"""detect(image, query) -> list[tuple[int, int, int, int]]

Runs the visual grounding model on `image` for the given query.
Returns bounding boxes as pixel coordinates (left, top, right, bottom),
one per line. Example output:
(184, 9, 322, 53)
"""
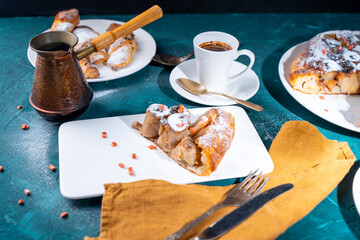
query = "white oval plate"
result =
(353, 167, 360, 215)
(27, 19, 156, 83)
(169, 59, 260, 106)
(278, 42, 360, 133)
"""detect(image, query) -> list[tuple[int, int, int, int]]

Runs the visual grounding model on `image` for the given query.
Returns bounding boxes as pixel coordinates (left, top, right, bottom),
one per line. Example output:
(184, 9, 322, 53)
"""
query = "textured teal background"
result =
(0, 13, 359, 239)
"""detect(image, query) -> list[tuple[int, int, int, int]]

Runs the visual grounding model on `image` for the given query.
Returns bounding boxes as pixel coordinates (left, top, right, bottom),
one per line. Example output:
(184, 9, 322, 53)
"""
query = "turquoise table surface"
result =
(0, 13, 360, 239)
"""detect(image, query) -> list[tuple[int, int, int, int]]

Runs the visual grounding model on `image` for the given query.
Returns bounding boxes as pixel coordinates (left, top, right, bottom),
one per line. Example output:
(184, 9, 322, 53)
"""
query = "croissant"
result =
(51, 9, 80, 32)
(106, 23, 137, 70)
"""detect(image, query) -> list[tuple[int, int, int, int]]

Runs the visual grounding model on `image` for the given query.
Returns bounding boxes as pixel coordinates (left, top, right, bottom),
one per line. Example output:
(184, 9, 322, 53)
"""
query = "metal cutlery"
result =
(196, 183, 294, 240)
(165, 169, 269, 240)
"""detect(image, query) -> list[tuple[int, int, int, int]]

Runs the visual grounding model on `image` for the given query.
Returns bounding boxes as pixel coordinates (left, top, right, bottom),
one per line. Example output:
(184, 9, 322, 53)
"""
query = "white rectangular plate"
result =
(59, 106, 274, 199)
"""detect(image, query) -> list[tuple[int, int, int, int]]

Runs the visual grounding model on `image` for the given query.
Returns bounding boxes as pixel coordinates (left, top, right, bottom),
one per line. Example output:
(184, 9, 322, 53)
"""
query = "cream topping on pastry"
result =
(167, 113, 189, 132)
(147, 104, 170, 118)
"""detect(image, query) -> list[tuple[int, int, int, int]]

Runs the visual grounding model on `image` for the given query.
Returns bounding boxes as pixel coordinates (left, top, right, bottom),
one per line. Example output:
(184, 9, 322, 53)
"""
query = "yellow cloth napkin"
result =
(85, 121, 356, 240)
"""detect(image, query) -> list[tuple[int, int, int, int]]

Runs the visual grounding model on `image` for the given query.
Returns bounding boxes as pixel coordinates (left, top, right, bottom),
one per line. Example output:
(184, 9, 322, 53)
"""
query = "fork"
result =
(165, 169, 269, 240)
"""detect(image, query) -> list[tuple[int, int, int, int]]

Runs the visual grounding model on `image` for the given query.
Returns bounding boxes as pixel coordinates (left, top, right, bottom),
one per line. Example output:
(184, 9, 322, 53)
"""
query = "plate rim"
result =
(278, 41, 360, 133)
(27, 18, 156, 83)
(169, 58, 260, 106)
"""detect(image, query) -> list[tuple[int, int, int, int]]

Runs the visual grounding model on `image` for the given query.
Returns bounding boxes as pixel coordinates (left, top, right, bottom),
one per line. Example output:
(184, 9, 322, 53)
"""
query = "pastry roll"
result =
(141, 104, 170, 138)
(133, 105, 235, 176)
(73, 26, 107, 65)
(79, 59, 100, 79)
(51, 9, 80, 32)
(157, 111, 191, 153)
(106, 23, 137, 70)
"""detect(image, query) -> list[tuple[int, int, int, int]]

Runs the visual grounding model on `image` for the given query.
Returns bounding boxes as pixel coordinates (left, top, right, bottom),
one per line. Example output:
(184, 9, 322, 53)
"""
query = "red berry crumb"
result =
(322, 49, 326, 55)
(102, 132, 107, 135)
(148, 145, 157, 150)
(319, 96, 325, 100)
(348, 45, 354, 50)
(338, 46, 343, 50)
(119, 163, 124, 168)
(21, 124, 29, 130)
(17, 105, 22, 110)
(111, 142, 117, 147)
(324, 109, 328, 112)
(49, 164, 56, 172)
(24, 189, 30, 196)
(102, 135, 107, 138)
(61, 212, 68, 218)
(128, 167, 134, 176)
(0, 166, 3, 172)
(132, 153, 137, 159)
(18, 199, 24, 205)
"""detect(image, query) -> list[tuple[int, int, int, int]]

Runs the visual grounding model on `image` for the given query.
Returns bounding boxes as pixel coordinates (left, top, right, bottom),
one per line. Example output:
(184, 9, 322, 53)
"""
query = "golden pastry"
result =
(290, 30, 360, 94)
(79, 58, 100, 79)
(133, 104, 235, 176)
(106, 23, 137, 70)
(73, 26, 107, 65)
(51, 9, 80, 32)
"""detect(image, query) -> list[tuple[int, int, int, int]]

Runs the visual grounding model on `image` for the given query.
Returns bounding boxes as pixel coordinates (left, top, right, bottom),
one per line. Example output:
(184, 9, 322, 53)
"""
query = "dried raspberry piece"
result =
(119, 163, 124, 168)
(0, 166, 3, 172)
(49, 164, 56, 172)
(132, 153, 137, 159)
(21, 124, 29, 130)
(17, 105, 22, 110)
(24, 189, 30, 196)
(128, 167, 134, 176)
(60, 212, 68, 218)
(148, 145, 157, 150)
(18, 199, 24, 205)
(178, 104, 184, 113)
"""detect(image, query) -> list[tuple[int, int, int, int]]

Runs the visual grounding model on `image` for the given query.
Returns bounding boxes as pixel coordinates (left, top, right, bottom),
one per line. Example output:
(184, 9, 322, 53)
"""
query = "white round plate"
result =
(27, 19, 156, 83)
(353, 167, 360, 215)
(278, 42, 360, 133)
(169, 59, 260, 106)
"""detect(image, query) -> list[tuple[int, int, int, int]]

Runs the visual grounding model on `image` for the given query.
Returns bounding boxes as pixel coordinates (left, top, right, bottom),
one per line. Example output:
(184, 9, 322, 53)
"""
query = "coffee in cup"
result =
(193, 31, 255, 92)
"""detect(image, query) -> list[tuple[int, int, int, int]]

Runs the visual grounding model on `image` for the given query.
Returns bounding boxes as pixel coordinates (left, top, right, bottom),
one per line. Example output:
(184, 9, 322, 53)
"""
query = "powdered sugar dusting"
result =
(52, 22, 73, 31)
(107, 45, 132, 69)
(73, 26, 99, 50)
(197, 108, 234, 150)
(305, 30, 360, 73)
(58, 9, 79, 22)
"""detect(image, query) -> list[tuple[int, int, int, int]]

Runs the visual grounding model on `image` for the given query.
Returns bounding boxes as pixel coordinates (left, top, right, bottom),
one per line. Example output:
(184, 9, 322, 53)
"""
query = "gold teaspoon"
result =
(177, 78, 263, 112)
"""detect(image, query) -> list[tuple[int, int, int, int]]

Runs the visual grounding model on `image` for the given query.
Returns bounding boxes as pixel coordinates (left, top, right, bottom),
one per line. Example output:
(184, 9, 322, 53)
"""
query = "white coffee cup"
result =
(193, 31, 255, 92)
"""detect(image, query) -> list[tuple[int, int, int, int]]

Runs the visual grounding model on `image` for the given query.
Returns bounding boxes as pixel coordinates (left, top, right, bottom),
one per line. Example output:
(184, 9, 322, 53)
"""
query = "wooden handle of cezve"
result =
(76, 5, 163, 60)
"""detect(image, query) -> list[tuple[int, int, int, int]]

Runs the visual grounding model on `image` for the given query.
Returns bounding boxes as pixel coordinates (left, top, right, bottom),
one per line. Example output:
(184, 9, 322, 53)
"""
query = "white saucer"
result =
(169, 59, 260, 106)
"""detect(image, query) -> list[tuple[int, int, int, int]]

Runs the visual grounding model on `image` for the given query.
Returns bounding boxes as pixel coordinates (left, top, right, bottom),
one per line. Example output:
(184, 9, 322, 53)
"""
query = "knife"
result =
(195, 183, 294, 240)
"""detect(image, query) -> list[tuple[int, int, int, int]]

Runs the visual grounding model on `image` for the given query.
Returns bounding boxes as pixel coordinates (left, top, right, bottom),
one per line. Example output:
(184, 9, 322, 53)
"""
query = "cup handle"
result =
(228, 49, 255, 84)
